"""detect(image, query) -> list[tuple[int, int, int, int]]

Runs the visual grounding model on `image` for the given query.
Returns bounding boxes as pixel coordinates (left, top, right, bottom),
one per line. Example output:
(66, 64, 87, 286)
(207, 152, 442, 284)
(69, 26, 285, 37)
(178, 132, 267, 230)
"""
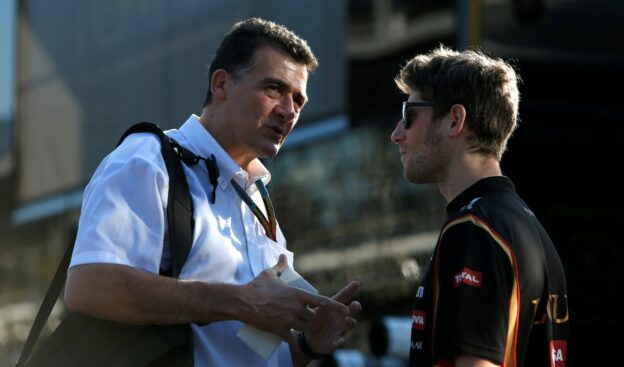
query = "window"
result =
(0, 0, 16, 175)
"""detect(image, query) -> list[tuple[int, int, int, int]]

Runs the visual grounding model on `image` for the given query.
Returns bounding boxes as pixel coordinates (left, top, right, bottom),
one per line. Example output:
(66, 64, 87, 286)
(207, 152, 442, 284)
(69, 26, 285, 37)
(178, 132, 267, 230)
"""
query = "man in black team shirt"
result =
(390, 46, 569, 367)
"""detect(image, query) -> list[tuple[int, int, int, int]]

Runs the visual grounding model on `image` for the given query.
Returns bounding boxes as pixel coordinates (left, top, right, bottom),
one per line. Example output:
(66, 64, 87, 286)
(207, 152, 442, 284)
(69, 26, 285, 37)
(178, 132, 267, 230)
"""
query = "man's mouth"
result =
(267, 125, 285, 141)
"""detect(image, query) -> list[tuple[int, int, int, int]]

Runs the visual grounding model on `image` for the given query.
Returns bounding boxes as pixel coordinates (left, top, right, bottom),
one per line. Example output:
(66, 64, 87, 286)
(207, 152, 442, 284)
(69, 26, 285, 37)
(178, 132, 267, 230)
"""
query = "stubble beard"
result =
(404, 123, 448, 184)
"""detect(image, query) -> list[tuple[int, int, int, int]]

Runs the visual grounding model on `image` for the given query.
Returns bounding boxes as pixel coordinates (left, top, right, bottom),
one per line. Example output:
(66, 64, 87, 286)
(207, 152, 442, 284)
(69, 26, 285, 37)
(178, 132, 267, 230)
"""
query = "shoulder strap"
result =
(16, 122, 194, 367)
(15, 233, 76, 367)
(117, 121, 194, 277)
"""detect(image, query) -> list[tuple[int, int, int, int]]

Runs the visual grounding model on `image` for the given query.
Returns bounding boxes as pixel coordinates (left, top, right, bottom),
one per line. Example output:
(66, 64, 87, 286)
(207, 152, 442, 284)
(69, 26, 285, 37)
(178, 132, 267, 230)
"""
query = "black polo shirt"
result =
(409, 176, 569, 367)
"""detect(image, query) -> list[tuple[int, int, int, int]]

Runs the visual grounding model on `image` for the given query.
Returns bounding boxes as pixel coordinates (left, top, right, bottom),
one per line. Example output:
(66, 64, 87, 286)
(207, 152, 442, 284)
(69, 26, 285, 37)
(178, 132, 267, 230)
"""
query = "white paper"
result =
(237, 266, 318, 359)
(280, 266, 317, 293)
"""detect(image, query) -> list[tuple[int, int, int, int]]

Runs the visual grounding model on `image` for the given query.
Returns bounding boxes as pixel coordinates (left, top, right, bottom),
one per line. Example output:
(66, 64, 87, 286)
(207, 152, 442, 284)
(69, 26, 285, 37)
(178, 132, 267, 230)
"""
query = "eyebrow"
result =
(263, 77, 308, 106)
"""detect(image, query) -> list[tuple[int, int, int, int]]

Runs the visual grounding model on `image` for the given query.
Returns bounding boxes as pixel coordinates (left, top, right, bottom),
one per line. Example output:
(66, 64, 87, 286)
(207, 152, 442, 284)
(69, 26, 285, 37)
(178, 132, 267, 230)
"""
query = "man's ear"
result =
(448, 104, 467, 138)
(210, 69, 229, 101)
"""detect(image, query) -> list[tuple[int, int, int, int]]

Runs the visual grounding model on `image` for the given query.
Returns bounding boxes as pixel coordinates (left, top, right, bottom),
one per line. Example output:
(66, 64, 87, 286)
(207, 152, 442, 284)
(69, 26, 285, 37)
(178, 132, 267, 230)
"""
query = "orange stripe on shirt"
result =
(433, 214, 520, 367)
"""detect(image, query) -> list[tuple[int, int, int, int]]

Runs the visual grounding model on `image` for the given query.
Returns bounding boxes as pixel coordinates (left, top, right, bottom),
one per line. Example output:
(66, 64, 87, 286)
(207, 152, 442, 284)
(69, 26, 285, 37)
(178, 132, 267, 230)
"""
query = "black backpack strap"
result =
(16, 122, 195, 367)
(117, 122, 194, 277)
(168, 140, 220, 205)
(16, 233, 76, 367)
(121, 122, 220, 205)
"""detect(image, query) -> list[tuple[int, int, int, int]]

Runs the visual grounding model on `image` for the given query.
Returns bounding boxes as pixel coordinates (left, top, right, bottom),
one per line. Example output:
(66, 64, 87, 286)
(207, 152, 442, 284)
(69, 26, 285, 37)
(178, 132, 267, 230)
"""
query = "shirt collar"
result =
(446, 176, 516, 215)
(178, 115, 271, 192)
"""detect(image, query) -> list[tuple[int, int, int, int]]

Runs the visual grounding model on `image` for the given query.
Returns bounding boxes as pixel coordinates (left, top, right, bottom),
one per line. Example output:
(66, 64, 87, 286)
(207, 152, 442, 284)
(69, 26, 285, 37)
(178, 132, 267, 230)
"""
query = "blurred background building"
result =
(1, 0, 622, 366)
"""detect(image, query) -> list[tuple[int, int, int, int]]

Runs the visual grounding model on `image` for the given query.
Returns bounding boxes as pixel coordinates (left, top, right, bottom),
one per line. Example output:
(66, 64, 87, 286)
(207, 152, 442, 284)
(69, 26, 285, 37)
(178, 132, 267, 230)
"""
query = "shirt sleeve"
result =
(70, 133, 169, 274)
(432, 215, 515, 364)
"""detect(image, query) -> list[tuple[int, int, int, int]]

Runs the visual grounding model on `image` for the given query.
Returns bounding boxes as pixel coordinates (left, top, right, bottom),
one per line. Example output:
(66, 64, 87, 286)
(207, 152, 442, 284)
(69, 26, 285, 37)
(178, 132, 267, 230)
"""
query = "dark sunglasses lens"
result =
(402, 105, 412, 128)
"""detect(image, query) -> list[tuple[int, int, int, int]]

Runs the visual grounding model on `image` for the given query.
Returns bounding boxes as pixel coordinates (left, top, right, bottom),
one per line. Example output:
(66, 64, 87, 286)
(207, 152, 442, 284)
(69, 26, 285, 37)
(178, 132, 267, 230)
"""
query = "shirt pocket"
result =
(251, 233, 293, 276)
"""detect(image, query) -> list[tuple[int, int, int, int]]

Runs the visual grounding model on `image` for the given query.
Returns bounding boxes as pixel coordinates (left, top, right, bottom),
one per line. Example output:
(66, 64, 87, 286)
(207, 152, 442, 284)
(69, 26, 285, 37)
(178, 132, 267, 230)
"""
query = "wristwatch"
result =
(297, 332, 326, 360)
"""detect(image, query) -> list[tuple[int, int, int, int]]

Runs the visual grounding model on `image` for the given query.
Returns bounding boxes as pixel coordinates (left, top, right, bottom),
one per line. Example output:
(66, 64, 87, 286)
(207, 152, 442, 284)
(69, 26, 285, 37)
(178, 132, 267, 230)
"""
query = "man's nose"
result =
(391, 120, 404, 143)
(275, 97, 297, 123)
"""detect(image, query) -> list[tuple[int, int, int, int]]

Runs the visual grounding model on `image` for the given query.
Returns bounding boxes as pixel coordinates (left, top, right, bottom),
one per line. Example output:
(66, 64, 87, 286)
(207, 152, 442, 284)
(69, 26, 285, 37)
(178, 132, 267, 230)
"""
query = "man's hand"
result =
(240, 255, 350, 339)
(302, 281, 362, 354)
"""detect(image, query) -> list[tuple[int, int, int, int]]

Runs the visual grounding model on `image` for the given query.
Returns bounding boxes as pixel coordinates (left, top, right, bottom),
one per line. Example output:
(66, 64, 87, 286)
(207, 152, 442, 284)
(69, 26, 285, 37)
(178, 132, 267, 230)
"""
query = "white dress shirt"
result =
(71, 115, 294, 366)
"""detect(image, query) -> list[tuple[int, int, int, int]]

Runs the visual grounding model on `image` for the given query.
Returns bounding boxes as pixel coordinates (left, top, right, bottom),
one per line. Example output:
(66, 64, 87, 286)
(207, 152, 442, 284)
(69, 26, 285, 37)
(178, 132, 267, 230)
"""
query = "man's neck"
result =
(438, 153, 502, 203)
(198, 109, 254, 171)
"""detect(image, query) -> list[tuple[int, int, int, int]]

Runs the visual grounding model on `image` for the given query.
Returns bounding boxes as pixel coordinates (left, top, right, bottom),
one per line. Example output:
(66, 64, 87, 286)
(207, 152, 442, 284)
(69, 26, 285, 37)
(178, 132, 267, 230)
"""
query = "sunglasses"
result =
(402, 101, 433, 129)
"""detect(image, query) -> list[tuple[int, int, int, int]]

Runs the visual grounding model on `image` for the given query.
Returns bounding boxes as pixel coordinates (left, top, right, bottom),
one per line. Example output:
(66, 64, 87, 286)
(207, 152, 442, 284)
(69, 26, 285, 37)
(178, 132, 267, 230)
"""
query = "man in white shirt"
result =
(64, 18, 361, 367)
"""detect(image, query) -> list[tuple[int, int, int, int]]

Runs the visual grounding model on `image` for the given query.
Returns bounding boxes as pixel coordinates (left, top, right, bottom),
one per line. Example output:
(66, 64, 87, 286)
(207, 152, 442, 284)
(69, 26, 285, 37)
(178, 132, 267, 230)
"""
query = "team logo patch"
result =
(412, 310, 426, 330)
(550, 340, 567, 367)
(454, 267, 482, 288)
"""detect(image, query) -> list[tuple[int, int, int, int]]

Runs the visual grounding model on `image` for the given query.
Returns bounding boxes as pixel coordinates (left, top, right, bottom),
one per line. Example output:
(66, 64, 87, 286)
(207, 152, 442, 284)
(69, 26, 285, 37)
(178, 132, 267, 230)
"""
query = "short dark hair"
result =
(396, 45, 521, 160)
(203, 18, 318, 107)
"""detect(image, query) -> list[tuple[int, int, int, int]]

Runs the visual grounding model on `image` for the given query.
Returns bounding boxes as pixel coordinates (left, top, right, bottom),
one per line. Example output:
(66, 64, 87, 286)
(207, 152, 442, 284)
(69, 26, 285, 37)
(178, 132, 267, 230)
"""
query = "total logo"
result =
(550, 340, 567, 367)
(412, 310, 426, 330)
(453, 267, 482, 288)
